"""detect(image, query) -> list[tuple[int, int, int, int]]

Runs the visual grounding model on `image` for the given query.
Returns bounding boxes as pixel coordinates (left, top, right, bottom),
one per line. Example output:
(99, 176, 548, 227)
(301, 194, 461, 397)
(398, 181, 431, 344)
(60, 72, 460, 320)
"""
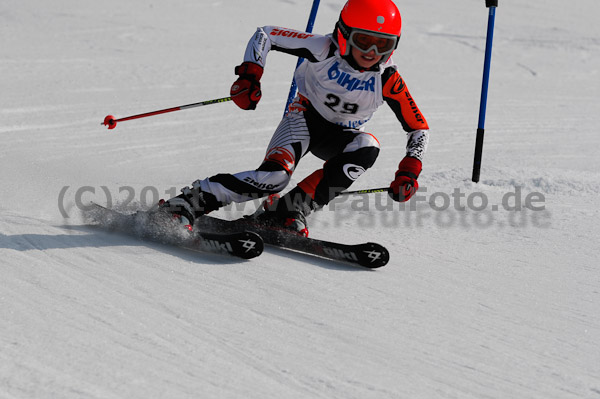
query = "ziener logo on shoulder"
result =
(270, 28, 314, 39)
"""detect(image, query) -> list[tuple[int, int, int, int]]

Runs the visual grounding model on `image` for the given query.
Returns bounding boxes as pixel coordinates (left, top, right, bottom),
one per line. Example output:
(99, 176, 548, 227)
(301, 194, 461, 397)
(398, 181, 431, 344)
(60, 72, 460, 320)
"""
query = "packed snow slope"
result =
(1, 1, 599, 398)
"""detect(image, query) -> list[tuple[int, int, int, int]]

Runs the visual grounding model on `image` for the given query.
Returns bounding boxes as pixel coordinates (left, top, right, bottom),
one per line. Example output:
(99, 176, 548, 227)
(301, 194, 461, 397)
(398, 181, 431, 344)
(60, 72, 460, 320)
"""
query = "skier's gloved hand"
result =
(389, 156, 422, 202)
(230, 62, 264, 110)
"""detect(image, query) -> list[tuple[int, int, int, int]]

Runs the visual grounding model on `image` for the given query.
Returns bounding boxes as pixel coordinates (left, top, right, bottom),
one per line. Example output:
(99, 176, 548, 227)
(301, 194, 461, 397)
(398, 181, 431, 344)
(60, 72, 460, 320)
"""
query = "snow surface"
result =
(2, 0, 600, 398)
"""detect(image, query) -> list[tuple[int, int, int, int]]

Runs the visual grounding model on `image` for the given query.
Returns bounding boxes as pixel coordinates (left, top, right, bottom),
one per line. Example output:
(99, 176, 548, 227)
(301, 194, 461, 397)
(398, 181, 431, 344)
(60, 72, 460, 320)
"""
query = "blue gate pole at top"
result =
(283, 0, 321, 116)
(472, 0, 498, 183)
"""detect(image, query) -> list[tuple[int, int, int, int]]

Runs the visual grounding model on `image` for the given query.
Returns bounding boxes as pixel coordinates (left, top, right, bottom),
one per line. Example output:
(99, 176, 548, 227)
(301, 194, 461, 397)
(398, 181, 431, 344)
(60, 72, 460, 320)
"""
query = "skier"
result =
(160, 0, 429, 237)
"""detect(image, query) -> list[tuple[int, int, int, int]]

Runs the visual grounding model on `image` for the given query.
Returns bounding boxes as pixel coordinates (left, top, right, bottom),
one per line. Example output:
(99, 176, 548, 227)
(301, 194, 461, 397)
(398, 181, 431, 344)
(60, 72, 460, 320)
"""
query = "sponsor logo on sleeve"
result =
(270, 28, 314, 39)
(405, 92, 426, 124)
(389, 75, 406, 95)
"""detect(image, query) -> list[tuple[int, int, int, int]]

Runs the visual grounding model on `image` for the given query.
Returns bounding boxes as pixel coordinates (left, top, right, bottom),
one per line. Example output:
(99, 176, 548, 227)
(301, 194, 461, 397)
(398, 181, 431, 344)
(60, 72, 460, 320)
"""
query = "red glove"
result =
(230, 62, 263, 110)
(389, 156, 422, 202)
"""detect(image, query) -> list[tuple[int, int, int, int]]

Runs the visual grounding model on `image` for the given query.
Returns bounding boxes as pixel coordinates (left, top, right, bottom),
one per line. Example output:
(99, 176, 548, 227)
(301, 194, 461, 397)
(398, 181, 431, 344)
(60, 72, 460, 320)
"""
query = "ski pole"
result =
(283, 0, 321, 116)
(338, 187, 391, 197)
(102, 96, 232, 129)
(472, 0, 498, 182)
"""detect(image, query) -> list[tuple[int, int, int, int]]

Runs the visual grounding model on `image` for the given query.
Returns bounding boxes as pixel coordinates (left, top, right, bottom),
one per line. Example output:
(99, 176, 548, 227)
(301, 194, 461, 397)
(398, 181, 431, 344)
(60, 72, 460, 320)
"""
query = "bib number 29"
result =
(324, 94, 359, 114)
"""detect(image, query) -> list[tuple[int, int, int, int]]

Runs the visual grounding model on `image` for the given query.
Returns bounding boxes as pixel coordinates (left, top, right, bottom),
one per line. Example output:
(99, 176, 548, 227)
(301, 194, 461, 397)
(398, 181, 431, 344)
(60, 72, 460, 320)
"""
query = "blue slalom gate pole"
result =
(283, 0, 321, 116)
(472, 0, 498, 183)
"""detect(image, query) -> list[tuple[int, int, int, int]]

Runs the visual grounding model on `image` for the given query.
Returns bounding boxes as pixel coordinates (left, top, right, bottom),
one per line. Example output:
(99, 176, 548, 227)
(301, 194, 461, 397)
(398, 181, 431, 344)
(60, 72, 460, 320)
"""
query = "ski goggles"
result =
(348, 30, 398, 56)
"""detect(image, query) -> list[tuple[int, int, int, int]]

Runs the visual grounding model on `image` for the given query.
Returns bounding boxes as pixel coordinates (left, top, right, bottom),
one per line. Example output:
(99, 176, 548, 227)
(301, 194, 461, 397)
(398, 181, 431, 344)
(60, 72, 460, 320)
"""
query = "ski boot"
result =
(157, 182, 221, 231)
(255, 189, 314, 237)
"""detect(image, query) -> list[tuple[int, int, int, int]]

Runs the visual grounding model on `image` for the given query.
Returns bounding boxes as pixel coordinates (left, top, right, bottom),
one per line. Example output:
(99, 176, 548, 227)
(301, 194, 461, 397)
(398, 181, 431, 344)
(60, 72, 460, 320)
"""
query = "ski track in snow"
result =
(1, 1, 600, 398)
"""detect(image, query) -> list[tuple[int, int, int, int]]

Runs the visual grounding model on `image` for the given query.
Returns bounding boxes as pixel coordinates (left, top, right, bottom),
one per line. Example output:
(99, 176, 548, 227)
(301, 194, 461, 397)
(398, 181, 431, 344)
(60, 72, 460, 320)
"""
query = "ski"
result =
(86, 204, 263, 260)
(196, 215, 389, 268)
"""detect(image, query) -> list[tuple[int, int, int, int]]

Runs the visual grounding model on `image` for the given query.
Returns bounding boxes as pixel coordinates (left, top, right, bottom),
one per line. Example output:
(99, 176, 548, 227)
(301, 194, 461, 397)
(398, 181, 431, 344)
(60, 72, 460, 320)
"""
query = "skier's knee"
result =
(343, 132, 381, 153)
(264, 169, 291, 188)
(263, 146, 297, 174)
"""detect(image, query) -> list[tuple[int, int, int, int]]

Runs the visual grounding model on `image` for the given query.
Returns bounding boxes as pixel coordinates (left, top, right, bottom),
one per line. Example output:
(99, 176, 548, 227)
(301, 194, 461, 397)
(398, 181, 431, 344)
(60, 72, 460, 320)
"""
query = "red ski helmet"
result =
(336, 0, 402, 62)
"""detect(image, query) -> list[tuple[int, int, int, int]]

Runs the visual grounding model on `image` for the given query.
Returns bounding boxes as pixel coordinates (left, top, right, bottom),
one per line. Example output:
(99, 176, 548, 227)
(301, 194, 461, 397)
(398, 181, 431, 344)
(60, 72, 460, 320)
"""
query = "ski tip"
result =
(216, 230, 264, 259)
(356, 242, 390, 268)
(237, 231, 264, 259)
